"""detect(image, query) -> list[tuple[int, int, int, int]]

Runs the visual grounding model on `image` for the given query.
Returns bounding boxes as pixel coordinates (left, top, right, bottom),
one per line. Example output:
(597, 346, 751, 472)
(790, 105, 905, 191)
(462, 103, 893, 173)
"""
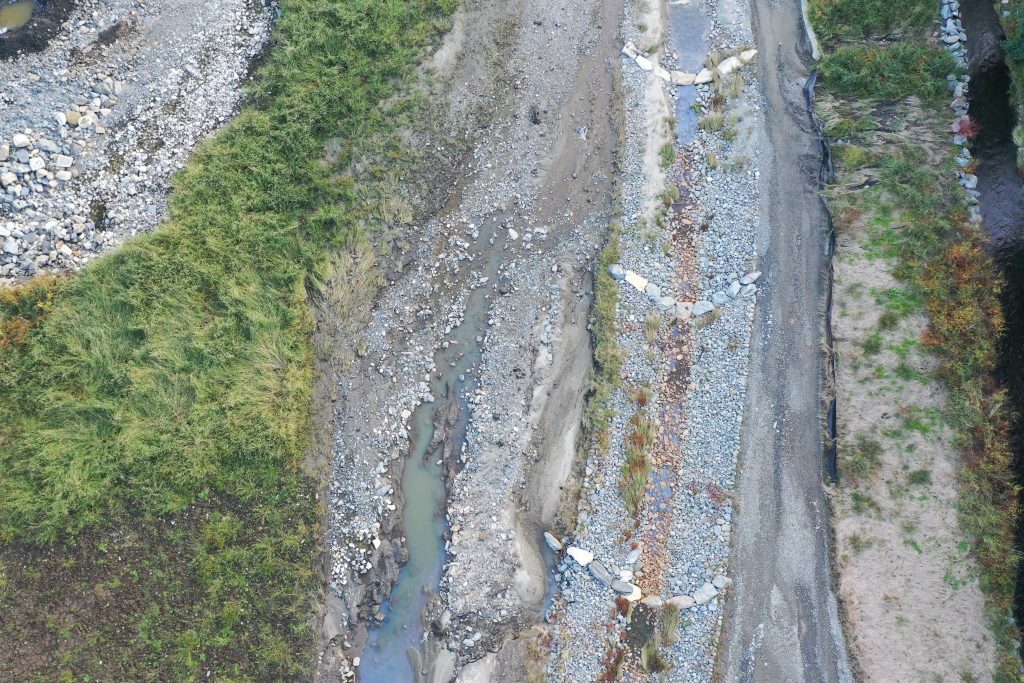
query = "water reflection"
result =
(0, 1, 34, 33)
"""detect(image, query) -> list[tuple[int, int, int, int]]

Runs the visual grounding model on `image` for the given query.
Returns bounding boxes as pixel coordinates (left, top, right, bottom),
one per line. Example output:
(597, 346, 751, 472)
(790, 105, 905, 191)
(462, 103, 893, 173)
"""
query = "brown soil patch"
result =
(0, 496, 318, 682)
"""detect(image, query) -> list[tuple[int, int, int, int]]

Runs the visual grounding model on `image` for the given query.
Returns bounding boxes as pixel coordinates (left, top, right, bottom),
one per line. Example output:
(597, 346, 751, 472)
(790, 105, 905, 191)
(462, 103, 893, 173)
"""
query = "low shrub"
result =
(809, 0, 934, 41)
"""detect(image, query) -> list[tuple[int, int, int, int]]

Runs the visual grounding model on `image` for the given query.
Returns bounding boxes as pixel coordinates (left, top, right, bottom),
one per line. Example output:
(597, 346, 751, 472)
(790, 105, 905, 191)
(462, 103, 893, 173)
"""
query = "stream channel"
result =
(360, 1, 711, 674)
(960, 0, 1024, 635)
(358, 216, 508, 681)
(668, 0, 711, 144)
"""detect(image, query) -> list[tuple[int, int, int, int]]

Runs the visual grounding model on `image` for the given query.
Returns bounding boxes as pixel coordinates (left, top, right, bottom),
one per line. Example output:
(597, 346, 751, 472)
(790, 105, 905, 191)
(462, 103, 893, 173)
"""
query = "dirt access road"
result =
(718, 0, 853, 681)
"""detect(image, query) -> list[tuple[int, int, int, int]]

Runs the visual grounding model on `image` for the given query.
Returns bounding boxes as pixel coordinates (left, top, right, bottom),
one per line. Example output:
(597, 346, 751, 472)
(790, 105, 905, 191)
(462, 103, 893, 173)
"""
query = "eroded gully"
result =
(318, 0, 623, 680)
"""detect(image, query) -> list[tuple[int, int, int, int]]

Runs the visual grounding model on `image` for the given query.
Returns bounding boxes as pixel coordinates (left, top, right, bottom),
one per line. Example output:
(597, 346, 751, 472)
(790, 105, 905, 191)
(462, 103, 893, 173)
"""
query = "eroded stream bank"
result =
(317, 0, 622, 680)
(960, 0, 1024, 637)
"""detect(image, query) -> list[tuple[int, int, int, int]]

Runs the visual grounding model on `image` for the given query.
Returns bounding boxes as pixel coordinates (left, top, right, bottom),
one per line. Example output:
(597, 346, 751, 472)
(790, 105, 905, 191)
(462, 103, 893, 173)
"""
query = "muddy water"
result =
(668, 0, 710, 143)
(358, 220, 507, 682)
(961, 0, 1024, 629)
(0, 1, 34, 31)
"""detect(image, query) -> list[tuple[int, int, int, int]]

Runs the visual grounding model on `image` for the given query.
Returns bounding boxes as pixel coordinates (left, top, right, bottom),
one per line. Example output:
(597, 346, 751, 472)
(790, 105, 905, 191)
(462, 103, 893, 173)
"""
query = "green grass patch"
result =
(909, 468, 932, 486)
(659, 142, 677, 169)
(851, 491, 881, 514)
(584, 220, 624, 447)
(809, 0, 935, 41)
(0, 0, 457, 678)
(845, 433, 883, 481)
(621, 410, 656, 516)
(819, 43, 957, 102)
(833, 143, 873, 169)
(824, 115, 877, 141)
(862, 331, 883, 355)
(873, 286, 923, 317)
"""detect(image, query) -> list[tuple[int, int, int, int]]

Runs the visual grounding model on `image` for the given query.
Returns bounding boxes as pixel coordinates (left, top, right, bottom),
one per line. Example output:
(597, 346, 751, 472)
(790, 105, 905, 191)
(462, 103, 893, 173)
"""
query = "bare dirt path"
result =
(717, 0, 852, 680)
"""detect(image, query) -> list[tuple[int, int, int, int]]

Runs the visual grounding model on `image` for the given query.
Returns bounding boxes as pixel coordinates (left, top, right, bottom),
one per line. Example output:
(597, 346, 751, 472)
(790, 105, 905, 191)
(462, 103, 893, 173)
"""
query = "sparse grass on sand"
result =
(812, 2, 1021, 676)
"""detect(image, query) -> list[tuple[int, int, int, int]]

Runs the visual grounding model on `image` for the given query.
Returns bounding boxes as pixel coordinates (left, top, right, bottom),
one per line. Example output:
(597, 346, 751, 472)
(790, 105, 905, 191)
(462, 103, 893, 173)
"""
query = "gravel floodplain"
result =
(0, 0, 271, 281)
(545, 0, 768, 678)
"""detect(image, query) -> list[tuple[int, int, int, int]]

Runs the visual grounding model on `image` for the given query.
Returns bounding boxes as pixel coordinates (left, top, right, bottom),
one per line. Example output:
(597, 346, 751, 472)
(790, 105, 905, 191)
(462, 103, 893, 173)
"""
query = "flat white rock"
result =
(624, 270, 649, 291)
(693, 68, 714, 84)
(693, 582, 718, 605)
(671, 70, 696, 86)
(566, 546, 594, 566)
(718, 55, 744, 76)
(667, 594, 696, 609)
(693, 300, 714, 317)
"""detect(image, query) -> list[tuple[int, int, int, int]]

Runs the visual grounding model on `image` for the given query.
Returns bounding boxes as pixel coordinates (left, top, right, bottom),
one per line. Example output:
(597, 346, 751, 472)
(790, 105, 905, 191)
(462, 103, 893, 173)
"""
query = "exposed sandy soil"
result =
(825, 96, 995, 682)
(832, 241, 995, 682)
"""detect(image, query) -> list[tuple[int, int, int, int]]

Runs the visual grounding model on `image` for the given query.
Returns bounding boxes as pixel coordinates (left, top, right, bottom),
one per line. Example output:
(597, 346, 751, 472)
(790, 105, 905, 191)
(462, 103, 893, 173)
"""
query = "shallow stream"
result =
(0, 1, 34, 32)
(358, 219, 507, 681)
(668, 0, 710, 143)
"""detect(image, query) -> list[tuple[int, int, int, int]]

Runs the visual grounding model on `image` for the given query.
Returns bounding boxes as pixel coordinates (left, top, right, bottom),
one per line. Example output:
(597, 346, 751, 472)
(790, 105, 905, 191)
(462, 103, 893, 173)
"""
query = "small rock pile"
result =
(608, 263, 760, 320)
(939, 0, 982, 219)
(547, 533, 734, 613)
(622, 40, 757, 87)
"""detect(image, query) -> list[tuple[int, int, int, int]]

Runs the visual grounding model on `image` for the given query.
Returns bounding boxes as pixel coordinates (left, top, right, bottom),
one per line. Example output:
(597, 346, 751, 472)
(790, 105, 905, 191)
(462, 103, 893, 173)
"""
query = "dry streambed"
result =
(0, 0, 271, 280)
(545, 0, 768, 678)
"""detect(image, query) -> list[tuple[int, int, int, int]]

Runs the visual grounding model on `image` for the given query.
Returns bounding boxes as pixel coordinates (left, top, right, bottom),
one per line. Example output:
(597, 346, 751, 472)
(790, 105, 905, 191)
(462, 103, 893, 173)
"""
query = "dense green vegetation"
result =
(0, 0, 456, 678)
(809, 0, 934, 41)
(818, 43, 956, 101)
(585, 219, 624, 447)
(811, 2, 1022, 680)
